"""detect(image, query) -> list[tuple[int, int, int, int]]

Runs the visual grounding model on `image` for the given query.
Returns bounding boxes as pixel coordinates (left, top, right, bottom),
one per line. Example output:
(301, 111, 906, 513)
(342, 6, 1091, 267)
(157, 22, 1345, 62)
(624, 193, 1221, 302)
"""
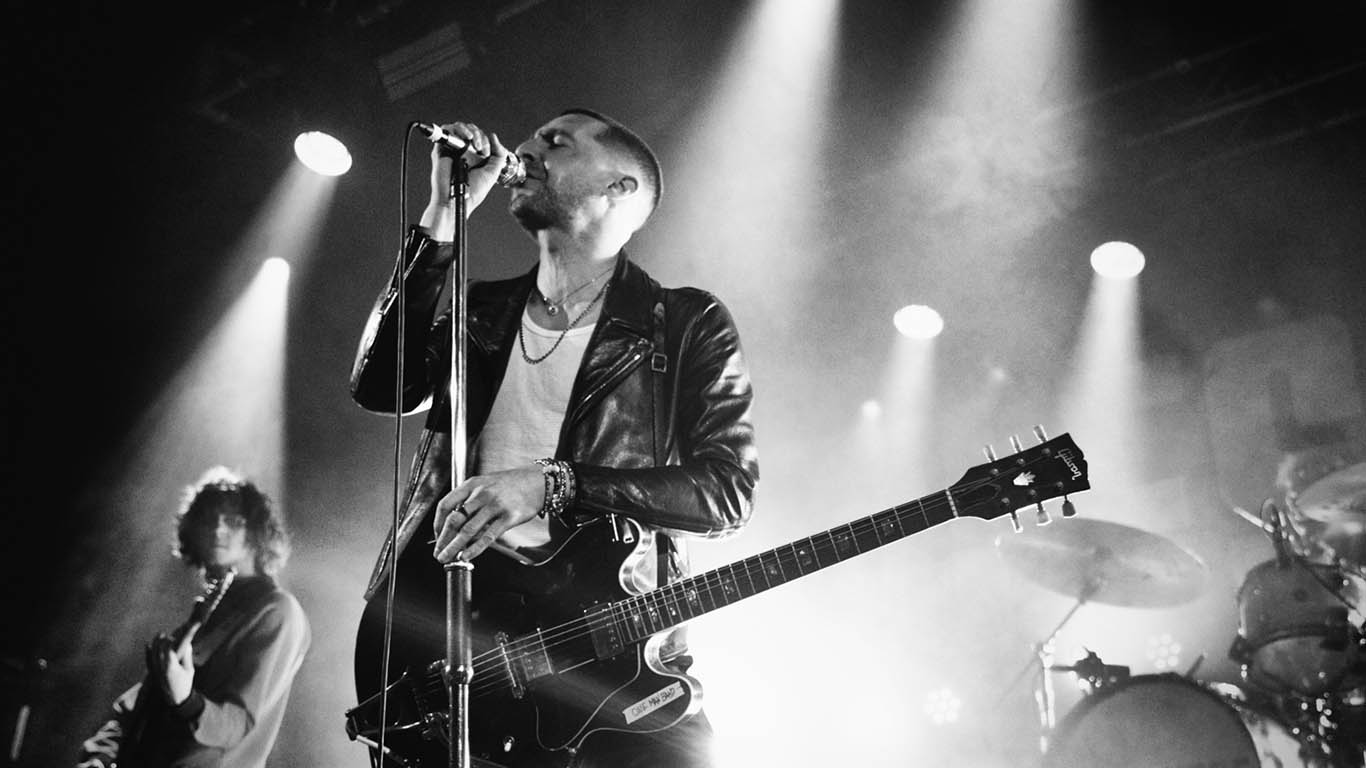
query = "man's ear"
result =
(607, 174, 639, 200)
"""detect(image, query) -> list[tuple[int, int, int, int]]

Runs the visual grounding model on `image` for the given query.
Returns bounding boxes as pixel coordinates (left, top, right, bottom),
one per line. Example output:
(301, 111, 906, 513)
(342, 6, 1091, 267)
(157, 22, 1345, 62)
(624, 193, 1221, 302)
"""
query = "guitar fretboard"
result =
(606, 487, 965, 645)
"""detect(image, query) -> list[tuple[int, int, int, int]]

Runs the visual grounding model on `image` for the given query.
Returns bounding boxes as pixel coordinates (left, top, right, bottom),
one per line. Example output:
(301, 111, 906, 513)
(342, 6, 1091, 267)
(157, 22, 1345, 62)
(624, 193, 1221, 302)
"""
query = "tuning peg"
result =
(1036, 502, 1051, 526)
(1033, 424, 1048, 443)
(983, 444, 998, 462)
(1009, 434, 1023, 453)
(1062, 496, 1078, 518)
(1008, 511, 1023, 533)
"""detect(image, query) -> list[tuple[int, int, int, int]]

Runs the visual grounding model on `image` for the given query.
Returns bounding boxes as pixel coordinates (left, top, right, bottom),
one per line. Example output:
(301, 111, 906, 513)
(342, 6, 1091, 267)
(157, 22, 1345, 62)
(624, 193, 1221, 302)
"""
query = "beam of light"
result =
(894, 303, 945, 339)
(896, 0, 1085, 258)
(49, 154, 342, 760)
(238, 162, 338, 279)
(63, 257, 291, 741)
(1090, 240, 1146, 278)
(294, 130, 353, 176)
(658, 8, 845, 762)
(646, 0, 842, 323)
(700, 329, 937, 768)
(1058, 263, 1143, 504)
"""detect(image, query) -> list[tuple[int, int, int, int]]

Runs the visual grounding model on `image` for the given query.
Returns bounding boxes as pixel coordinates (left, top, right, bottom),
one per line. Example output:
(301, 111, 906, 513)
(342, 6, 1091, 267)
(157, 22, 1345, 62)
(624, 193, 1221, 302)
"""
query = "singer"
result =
(349, 109, 759, 767)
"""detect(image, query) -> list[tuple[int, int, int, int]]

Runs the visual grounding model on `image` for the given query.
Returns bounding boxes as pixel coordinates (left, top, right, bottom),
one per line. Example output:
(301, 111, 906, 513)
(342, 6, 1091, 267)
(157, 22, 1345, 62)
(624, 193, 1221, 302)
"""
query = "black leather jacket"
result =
(350, 229, 759, 601)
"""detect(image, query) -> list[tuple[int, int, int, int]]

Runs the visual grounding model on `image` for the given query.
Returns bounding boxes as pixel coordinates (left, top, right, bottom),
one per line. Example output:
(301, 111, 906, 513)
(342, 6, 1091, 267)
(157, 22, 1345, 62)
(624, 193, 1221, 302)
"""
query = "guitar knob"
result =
(1009, 434, 1023, 453)
(1036, 502, 1051, 526)
(1009, 511, 1023, 533)
(1033, 424, 1048, 443)
(1062, 497, 1078, 518)
(983, 444, 998, 462)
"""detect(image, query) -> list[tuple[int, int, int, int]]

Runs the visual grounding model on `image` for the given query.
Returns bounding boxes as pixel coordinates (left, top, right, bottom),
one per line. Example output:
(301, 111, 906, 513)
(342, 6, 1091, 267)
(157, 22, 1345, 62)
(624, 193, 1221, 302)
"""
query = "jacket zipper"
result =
(567, 338, 652, 427)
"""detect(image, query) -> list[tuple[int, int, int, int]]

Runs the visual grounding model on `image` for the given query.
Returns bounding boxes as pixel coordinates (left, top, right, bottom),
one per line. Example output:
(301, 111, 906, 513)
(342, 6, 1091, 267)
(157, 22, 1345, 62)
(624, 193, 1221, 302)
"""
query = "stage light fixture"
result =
(1146, 633, 1182, 671)
(893, 304, 945, 339)
(860, 399, 882, 420)
(924, 688, 962, 725)
(1090, 241, 1146, 279)
(262, 257, 291, 283)
(294, 131, 352, 176)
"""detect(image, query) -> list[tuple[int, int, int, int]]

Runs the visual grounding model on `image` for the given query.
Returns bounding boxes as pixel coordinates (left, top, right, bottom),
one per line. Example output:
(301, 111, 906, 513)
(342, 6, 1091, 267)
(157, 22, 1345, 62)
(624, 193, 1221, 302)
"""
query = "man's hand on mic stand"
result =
(420, 121, 514, 242)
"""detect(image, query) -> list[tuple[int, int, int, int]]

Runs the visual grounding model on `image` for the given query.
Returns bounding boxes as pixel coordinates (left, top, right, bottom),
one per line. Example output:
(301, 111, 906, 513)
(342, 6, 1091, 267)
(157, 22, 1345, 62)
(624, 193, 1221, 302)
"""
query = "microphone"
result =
(416, 122, 526, 187)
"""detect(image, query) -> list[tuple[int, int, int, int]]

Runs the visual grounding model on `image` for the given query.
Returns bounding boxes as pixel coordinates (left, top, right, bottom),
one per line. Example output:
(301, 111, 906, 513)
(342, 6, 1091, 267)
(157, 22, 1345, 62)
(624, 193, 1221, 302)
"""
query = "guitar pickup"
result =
(584, 604, 626, 660)
(505, 630, 554, 689)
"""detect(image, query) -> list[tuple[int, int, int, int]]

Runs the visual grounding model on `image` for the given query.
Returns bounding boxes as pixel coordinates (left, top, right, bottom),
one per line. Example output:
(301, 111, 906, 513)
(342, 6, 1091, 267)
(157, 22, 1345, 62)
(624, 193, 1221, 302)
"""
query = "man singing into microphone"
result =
(349, 109, 758, 767)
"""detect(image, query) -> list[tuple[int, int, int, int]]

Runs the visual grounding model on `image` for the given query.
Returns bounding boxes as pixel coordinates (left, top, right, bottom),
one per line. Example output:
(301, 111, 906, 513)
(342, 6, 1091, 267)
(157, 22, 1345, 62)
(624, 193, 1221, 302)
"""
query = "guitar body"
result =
(114, 687, 185, 768)
(352, 519, 700, 768)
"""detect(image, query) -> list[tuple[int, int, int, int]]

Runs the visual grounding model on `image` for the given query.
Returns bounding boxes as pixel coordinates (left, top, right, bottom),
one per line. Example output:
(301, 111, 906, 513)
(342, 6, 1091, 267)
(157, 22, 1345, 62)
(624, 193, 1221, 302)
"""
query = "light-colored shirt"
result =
(476, 310, 593, 549)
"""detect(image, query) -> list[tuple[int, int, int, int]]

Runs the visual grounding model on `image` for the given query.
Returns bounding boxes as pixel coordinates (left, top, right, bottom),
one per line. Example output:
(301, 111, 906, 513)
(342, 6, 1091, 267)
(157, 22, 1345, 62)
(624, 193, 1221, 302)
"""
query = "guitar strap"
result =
(650, 286, 675, 588)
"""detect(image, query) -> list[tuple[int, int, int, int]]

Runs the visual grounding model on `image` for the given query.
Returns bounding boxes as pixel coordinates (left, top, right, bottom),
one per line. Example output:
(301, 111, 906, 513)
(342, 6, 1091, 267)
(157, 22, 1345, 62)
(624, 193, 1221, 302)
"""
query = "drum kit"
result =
(996, 461, 1366, 768)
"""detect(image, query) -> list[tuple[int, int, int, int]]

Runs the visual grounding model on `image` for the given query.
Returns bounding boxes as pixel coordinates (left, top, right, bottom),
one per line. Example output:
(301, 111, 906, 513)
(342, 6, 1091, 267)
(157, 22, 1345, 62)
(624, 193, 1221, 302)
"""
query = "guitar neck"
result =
(609, 485, 968, 645)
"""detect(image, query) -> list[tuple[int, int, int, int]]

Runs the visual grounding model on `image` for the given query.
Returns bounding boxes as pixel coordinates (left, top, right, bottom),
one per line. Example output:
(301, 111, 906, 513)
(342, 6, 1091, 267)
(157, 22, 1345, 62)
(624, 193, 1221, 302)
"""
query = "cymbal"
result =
(995, 519, 1208, 607)
(1292, 462, 1366, 524)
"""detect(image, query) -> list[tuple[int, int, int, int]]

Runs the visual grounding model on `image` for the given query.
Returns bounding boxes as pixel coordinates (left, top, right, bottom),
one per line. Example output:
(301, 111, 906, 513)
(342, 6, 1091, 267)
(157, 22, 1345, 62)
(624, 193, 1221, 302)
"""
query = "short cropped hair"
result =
(561, 108, 663, 218)
(174, 467, 290, 576)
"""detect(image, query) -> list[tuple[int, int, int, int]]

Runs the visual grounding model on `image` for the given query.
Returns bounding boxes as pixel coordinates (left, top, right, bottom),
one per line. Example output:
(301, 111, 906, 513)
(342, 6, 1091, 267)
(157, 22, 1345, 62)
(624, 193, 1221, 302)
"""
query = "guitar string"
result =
(402, 453, 1069, 703)
(451, 452, 1068, 701)
(456, 493, 959, 700)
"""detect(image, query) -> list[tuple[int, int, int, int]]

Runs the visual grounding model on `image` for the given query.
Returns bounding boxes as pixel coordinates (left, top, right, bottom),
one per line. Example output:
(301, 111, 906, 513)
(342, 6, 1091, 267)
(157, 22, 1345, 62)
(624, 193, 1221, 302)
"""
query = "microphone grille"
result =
(497, 155, 526, 187)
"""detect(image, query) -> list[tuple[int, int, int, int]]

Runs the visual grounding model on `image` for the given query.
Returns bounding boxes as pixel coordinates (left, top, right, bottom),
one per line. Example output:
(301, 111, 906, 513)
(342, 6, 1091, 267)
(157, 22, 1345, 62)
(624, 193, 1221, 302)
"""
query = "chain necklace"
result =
(519, 278, 612, 365)
(535, 265, 614, 316)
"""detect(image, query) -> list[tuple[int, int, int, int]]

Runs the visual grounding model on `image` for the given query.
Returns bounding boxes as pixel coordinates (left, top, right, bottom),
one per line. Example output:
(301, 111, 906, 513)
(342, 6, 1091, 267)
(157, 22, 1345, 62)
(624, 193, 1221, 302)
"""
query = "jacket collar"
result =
(468, 250, 656, 353)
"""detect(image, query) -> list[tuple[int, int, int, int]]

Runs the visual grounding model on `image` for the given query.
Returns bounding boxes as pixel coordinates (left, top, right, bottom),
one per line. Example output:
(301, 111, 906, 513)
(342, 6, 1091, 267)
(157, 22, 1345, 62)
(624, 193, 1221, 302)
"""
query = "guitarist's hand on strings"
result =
(147, 622, 200, 706)
(434, 466, 544, 563)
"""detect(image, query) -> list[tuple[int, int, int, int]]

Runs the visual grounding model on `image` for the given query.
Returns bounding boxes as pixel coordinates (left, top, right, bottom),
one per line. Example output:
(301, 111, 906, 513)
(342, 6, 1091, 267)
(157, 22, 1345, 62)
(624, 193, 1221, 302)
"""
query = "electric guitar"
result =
(114, 567, 236, 768)
(347, 432, 1089, 767)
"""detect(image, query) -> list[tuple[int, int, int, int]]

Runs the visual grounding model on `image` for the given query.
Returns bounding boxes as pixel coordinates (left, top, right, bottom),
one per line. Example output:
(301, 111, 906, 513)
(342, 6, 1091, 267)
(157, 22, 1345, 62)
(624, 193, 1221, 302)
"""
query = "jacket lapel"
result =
(563, 255, 655, 430)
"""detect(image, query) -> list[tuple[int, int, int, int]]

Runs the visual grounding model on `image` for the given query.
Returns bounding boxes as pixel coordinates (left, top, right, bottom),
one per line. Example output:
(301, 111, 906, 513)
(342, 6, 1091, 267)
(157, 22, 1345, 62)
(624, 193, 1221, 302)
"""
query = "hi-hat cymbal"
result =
(1292, 462, 1366, 524)
(995, 519, 1208, 607)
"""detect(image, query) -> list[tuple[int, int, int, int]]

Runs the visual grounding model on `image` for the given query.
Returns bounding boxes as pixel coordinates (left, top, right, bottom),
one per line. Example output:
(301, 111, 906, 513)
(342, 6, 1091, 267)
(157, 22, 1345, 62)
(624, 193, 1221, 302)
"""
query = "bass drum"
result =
(1042, 674, 1320, 768)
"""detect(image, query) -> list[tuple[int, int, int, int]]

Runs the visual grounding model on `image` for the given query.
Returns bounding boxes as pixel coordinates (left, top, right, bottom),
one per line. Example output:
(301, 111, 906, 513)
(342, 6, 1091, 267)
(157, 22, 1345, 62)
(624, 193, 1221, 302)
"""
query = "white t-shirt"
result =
(475, 309, 594, 548)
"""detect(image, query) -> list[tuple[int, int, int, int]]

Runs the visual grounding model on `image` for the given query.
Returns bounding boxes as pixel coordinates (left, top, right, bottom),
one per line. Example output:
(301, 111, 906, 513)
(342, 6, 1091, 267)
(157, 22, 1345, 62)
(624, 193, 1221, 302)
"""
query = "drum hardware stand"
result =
(1003, 581, 1101, 754)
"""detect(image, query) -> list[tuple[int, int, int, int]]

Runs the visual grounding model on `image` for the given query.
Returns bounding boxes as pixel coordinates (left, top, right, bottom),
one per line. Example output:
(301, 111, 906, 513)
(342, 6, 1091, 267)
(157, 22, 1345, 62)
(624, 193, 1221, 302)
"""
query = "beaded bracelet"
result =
(533, 459, 577, 520)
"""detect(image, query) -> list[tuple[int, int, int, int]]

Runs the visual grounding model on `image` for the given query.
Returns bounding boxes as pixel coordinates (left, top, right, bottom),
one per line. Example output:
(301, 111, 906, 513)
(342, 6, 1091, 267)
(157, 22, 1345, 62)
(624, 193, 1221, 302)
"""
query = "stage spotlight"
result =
(860, 399, 882, 420)
(893, 304, 945, 339)
(1090, 241, 1146, 279)
(262, 256, 291, 283)
(294, 131, 352, 176)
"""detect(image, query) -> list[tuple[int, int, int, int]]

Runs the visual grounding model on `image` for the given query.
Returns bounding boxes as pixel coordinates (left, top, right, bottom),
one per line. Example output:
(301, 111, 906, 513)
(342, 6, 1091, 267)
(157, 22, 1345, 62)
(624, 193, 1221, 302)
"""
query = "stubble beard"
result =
(508, 177, 592, 234)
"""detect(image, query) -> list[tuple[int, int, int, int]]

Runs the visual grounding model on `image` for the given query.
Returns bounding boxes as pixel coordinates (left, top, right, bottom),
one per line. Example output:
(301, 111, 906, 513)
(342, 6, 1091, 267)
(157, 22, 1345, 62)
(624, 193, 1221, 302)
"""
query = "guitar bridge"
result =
(494, 632, 525, 700)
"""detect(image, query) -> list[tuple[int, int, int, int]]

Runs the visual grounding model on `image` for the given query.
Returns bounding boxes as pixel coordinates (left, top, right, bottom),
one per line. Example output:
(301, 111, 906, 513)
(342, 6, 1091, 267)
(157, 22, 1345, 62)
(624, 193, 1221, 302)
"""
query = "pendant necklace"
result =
(536, 265, 614, 317)
(520, 277, 612, 365)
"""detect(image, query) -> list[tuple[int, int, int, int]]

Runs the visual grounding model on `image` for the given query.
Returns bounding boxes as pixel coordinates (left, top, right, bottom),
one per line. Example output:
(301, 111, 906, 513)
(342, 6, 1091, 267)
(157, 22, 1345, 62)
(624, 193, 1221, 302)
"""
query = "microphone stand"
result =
(446, 158, 474, 768)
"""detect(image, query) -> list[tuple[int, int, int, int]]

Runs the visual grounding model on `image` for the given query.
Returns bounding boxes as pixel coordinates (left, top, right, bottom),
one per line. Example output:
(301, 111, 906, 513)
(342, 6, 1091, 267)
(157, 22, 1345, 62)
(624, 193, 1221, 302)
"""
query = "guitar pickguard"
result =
(351, 519, 698, 767)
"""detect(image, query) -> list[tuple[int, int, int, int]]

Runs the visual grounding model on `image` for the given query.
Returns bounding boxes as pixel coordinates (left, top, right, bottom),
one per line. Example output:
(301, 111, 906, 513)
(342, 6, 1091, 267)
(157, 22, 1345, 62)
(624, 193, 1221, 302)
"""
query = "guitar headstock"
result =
(952, 428, 1088, 530)
(190, 567, 237, 625)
